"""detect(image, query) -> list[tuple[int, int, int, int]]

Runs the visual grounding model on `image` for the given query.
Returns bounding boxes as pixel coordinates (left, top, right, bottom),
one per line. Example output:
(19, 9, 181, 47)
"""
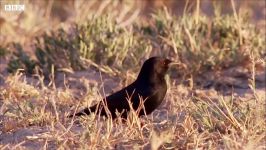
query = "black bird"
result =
(69, 57, 173, 119)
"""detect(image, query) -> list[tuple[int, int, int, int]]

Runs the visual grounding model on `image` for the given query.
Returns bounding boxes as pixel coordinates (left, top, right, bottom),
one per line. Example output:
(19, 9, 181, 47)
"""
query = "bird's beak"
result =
(169, 61, 187, 69)
(165, 59, 173, 65)
(168, 59, 181, 66)
(169, 62, 181, 66)
(165, 59, 183, 68)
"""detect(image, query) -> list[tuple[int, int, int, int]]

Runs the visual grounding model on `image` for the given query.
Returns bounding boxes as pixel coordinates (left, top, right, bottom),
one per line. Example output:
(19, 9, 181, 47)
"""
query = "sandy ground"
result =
(0, 63, 265, 149)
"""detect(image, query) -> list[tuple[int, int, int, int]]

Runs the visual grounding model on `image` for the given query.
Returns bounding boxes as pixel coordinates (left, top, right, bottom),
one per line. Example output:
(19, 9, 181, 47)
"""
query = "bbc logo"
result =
(4, 4, 25, 11)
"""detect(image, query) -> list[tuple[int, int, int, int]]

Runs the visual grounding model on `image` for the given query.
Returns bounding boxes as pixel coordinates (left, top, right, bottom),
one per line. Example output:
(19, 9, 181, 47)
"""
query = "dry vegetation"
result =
(0, 0, 265, 149)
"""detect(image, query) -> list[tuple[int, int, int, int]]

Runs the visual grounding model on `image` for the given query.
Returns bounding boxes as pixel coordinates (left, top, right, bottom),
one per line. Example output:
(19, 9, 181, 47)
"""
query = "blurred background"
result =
(0, 2, 265, 149)
(0, 0, 265, 45)
(0, 0, 265, 86)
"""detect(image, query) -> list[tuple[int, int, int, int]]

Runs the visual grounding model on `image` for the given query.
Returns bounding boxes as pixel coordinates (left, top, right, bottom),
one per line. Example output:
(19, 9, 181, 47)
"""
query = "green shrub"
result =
(7, 43, 36, 74)
(78, 15, 151, 70)
(149, 10, 265, 75)
(35, 28, 84, 75)
(6, 10, 265, 78)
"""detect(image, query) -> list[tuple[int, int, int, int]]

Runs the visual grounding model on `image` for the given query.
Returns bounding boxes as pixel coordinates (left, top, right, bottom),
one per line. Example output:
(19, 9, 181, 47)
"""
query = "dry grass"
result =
(0, 0, 265, 149)
(0, 62, 265, 149)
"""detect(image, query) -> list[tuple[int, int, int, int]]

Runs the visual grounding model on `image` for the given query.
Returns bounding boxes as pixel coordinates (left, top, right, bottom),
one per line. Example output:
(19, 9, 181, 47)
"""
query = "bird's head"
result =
(137, 57, 174, 82)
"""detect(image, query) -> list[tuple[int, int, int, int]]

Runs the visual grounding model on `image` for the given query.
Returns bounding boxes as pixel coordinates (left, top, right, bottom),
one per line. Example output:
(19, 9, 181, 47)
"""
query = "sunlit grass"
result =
(0, 0, 265, 149)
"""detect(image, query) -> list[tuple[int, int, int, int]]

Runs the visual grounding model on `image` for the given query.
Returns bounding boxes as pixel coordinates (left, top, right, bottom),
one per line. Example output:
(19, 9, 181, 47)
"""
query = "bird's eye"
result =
(161, 60, 166, 66)
(161, 59, 172, 67)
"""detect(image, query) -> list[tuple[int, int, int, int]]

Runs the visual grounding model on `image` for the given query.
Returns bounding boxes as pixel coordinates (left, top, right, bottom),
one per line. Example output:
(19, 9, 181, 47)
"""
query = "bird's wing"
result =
(103, 82, 165, 114)
(104, 84, 136, 112)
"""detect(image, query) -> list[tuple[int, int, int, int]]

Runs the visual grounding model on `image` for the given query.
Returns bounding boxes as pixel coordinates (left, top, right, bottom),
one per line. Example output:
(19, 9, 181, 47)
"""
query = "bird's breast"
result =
(137, 82, 167, 114)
